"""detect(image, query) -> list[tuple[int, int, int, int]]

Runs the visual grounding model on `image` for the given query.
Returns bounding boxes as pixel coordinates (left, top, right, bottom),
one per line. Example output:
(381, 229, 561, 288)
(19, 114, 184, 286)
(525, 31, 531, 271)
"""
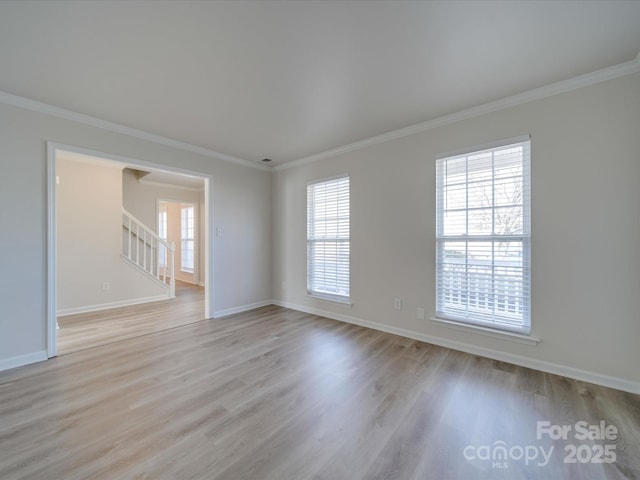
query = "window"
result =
(181, 205, 194, 272)
(436, 137, 531, 334)
(158, 209, 167, 267)
(307, 175, 350, 303)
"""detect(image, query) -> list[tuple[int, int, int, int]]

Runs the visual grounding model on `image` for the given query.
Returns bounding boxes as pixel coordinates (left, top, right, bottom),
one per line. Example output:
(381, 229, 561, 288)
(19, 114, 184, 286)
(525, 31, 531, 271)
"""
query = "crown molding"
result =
(276, 54, 640, 172)
(0, 91, 270, 172)
(2, 52, 639, 175)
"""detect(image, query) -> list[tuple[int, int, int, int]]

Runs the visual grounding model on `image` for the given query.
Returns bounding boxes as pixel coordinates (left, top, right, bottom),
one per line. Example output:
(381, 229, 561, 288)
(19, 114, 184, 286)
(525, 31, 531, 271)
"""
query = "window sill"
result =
(307, 292, 353, 308)
(430, 317, 540, 346)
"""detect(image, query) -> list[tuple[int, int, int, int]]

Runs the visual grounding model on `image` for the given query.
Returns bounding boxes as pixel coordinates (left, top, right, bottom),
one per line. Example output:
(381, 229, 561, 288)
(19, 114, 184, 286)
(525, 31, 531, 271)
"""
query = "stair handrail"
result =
(122, 207, 176, 298)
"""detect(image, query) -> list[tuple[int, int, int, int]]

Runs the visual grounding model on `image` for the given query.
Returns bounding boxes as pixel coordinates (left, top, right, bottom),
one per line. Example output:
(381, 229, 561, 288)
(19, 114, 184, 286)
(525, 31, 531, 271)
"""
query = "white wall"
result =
(0, 101, 272, 367)
(57, 158, 167, 312)
(273, 73, 640, 390)
(122, 168, 206, 284)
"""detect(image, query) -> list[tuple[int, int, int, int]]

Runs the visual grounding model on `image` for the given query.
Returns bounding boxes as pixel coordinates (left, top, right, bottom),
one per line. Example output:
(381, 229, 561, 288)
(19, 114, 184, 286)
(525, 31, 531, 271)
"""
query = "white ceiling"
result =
(1, 1, 639, 167)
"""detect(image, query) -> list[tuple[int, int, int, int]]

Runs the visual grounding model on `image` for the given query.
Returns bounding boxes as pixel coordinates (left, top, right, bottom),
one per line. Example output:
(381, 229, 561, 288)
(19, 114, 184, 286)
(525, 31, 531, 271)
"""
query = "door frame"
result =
(46, 142, 215, 358)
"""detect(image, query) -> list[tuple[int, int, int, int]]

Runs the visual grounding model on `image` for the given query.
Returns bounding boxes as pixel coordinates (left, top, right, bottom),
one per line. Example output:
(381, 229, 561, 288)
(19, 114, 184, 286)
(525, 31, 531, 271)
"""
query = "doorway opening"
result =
(47, 143, 214, 357)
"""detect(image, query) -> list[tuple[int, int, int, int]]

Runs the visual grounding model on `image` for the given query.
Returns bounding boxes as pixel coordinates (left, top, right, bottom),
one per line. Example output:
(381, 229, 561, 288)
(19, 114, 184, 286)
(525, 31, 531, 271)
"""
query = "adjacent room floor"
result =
(56, 280, 204, 355)
(2, 305, 639, 479)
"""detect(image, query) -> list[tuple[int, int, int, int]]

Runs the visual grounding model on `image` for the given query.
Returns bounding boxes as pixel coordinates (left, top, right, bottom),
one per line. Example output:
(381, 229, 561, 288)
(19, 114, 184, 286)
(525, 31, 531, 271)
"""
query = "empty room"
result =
(0, 1, 639, 479)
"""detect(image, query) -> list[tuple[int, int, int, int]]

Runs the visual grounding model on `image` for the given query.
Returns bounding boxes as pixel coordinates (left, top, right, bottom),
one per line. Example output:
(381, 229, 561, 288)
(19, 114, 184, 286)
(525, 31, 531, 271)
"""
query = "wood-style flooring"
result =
(57, 281, 204, 355)
(2, 305, 639, 479)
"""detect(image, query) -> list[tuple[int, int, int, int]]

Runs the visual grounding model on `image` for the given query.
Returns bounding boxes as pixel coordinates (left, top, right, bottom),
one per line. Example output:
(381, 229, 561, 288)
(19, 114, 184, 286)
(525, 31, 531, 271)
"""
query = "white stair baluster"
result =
(121, 208, 175, 298)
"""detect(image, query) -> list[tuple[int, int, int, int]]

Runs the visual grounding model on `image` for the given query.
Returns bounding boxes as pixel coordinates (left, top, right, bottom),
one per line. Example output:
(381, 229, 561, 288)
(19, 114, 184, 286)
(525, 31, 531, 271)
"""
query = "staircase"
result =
(122, 208, 176, 298)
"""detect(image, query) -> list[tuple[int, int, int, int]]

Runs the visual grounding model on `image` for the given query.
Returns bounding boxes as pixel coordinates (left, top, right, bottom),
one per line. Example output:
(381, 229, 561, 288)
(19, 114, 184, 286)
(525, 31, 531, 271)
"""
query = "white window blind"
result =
(307, 175, 350, 303)
(436, 137, 531, 334)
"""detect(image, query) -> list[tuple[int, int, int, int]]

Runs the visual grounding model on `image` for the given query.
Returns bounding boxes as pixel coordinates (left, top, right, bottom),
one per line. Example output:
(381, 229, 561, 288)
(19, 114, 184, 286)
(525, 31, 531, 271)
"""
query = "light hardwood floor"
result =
(57, 281, 205, 355)
(1, 305, 639, 479)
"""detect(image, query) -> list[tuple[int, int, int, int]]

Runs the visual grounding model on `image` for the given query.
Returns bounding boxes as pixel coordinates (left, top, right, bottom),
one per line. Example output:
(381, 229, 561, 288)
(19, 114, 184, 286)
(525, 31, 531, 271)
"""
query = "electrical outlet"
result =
(102, 282, 110, 291)
(417, 307, 425, 320)
(394, 298, 402, 310)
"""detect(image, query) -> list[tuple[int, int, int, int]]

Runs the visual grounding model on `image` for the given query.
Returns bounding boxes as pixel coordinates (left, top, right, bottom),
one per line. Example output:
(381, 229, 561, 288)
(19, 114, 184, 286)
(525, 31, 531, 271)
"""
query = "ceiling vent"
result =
(257, 158, 274, 166)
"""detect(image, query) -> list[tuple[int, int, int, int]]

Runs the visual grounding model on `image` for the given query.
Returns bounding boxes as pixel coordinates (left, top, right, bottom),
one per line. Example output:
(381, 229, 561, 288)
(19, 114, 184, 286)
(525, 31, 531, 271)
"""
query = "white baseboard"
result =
(272, 299, 640, 395)
(0, 350, 48, 373)
(57, 294, 170, 317)
(213, 299, 274, 318)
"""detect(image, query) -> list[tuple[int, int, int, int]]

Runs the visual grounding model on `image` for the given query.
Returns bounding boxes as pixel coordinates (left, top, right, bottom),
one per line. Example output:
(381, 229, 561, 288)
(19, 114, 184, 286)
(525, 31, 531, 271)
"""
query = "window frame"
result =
(180, 205, 195, 273)
(158, 208, 168, 267)
(306, 174, 351, 304)
(435, 136, 531, 335)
